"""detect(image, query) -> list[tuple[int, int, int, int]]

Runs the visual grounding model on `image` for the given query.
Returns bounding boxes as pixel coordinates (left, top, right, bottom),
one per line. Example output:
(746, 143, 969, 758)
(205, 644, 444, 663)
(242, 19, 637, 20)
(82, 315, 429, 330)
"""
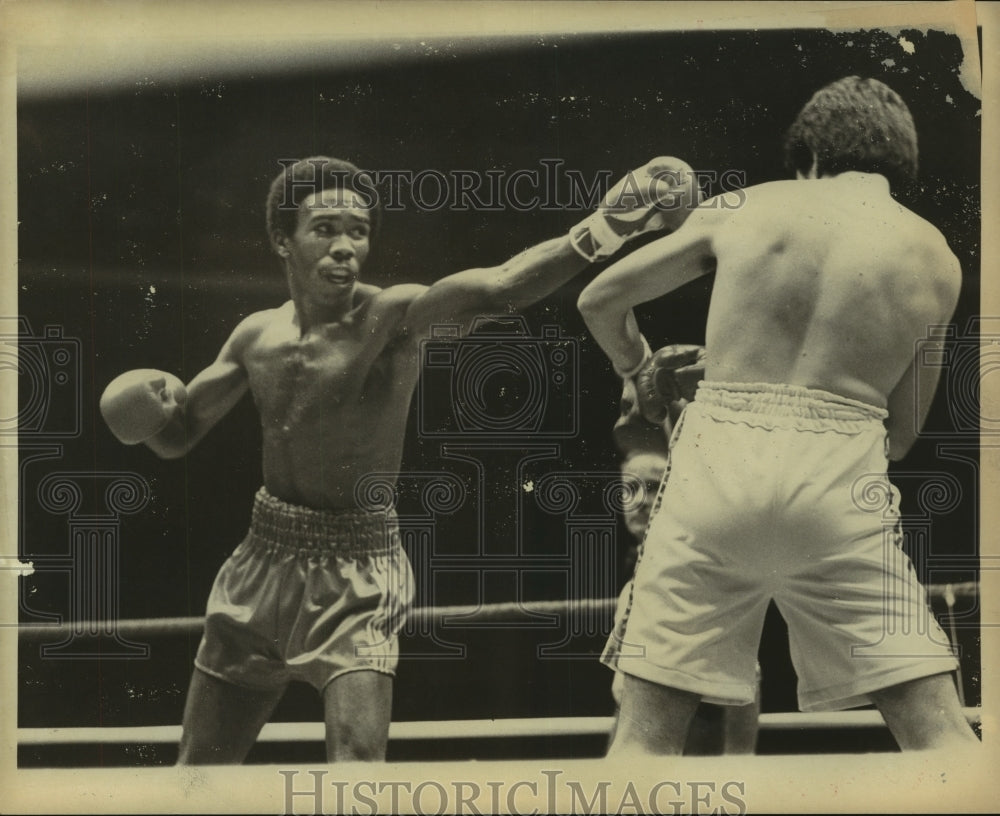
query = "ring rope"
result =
(16, 582, 980, 642)
(17, 708, 983, 746)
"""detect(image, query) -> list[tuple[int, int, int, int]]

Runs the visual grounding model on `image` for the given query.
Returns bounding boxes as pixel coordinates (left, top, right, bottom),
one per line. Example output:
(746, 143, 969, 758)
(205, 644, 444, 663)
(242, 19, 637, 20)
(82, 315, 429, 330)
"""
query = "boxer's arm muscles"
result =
(885, 252, 961, 461)
(398, 236, 588, 339)
(577, 213, 715, 375)
(144, 316, 259, 459)
(146, 359, 248, 459)
(885, 358, 928, 461)
(397, 157, 702, 341)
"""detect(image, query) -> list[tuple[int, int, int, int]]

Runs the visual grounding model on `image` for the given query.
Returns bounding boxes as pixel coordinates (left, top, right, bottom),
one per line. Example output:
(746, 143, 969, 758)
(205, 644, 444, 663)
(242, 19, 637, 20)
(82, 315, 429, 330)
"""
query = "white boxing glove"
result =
(100, 368, 187, 445)
(569, 156, 701, 262)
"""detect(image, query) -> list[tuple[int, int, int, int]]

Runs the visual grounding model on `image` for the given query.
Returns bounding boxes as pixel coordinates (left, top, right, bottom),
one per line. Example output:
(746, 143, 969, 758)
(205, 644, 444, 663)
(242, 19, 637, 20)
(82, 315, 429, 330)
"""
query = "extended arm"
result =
(577, 207, 716, 375)
(398, 236, 586, 336)
(399, 157, 701, 339)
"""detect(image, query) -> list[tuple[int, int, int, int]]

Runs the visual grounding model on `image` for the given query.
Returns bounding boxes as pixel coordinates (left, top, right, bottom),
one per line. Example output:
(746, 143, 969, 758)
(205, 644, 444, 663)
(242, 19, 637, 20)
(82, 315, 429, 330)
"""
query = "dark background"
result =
(16, 26, 982, 764)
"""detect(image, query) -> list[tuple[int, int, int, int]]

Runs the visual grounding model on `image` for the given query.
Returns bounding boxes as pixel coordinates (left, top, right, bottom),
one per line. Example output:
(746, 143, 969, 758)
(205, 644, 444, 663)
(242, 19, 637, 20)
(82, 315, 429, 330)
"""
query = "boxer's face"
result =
(279, 188, 371, 301)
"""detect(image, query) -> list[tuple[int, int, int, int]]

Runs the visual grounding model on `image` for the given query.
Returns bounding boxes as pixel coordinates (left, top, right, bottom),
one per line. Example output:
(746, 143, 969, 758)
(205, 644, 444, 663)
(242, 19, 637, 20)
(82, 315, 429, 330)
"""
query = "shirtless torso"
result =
(219, 292, 424, 509)
(145, 188, 587, 508)
(101, 154, 696, 764)
(580, 172, 961, 461)
(578, 170, 973, 754)
(704, 173, 959, 411)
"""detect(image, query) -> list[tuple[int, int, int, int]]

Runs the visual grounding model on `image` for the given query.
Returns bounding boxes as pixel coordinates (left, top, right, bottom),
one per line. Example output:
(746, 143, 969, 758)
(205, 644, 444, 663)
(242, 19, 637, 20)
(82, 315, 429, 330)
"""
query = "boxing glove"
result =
(100, 368, 187, 445)
(569, 156, 701, 262)
(634, 344, 706, 424)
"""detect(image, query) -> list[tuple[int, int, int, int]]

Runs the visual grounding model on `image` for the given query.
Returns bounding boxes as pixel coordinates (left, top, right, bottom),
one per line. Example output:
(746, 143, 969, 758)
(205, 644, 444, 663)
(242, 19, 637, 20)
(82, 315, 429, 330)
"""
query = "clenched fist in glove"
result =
(569, 157, 701, 262)
(633, 344, 706, 425)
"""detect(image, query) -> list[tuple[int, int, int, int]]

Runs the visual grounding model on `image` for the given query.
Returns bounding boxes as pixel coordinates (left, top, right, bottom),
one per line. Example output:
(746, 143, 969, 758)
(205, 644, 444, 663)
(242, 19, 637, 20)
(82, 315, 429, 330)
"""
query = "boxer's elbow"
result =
(887, 442, 907, 462)
(885, 421, 916, 462)
(577, 286, 625, 339)
(887, 437, 914, 462)
(576, 286, 608, 323)
(151, 448, 183, 460)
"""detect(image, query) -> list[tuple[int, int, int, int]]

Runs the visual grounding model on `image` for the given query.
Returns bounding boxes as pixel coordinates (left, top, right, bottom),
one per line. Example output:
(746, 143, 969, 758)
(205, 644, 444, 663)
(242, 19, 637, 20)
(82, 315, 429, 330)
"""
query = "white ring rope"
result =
(17, 708, 983, 746)
(18, 585, 982, 751)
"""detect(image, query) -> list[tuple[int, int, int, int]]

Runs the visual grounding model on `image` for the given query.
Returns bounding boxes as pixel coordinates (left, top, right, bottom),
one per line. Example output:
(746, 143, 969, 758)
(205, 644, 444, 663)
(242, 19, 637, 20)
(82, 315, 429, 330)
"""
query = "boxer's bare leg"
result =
(322, 670, 393, 761)
(722, 700, 760, 754)
(177, 668, 285, 764)
(607, 673, 702, 756)
(871, 673, 979, 750)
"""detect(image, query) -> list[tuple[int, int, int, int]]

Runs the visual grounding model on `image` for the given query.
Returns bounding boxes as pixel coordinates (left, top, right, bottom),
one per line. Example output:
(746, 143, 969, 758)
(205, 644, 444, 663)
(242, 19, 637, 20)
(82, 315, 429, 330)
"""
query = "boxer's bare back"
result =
(586, 171, 961, 461)
(703, 174, 960, 411)
(577, 76, 977, 756)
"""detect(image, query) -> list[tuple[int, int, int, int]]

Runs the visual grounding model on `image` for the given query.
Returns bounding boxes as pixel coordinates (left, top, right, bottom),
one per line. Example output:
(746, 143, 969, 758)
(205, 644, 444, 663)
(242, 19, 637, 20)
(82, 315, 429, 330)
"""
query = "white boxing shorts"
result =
(602, 382, 959, 712)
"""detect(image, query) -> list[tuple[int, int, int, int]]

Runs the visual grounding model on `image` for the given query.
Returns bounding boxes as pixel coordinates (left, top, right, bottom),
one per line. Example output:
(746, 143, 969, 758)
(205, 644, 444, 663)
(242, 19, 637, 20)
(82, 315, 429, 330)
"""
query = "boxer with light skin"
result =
(100, 154, 700, 764)
(580, 77, 979, 754)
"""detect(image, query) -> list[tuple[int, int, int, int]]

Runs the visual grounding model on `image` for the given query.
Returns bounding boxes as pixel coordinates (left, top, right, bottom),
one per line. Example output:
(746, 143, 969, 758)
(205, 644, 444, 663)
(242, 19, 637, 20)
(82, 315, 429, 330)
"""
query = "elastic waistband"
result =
(692, 381, 887, 433)
(248, 487, 398, 556)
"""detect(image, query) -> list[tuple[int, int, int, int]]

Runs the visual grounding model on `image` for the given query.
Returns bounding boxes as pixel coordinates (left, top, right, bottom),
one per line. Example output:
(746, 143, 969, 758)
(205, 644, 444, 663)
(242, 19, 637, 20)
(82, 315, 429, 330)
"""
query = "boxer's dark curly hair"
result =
(266, 156, 382, 253)
(783, 76, 918, 190)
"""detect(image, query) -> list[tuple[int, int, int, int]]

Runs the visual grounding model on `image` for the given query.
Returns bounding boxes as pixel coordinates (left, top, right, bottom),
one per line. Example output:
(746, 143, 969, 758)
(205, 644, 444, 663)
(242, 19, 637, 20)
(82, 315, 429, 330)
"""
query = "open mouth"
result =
(319, 267, 355, 284)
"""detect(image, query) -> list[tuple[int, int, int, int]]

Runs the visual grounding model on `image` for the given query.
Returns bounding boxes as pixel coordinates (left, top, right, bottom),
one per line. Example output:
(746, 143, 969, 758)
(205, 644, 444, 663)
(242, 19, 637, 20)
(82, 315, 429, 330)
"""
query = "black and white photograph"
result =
(3, 0, 997, 812)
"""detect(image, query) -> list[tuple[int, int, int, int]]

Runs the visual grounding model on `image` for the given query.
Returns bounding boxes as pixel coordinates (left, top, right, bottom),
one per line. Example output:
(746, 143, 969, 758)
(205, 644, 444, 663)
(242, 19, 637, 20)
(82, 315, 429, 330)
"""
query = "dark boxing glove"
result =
(633, 344, 706, 425)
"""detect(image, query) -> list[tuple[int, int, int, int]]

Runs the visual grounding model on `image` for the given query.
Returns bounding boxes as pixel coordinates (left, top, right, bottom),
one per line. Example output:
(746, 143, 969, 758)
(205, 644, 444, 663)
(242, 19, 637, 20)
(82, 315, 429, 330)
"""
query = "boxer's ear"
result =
(272, 231, 290, 258)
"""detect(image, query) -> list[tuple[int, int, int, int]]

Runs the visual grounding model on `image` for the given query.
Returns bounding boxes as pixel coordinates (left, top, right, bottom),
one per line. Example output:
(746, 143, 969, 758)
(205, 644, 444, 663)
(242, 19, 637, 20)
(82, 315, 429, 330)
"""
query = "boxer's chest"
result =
(244, 329, 400, 426)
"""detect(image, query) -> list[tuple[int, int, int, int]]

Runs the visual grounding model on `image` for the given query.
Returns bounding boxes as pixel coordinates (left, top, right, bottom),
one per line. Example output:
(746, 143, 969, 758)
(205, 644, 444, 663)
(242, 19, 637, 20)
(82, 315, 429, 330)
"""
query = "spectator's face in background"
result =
(621, 451, 669, 541)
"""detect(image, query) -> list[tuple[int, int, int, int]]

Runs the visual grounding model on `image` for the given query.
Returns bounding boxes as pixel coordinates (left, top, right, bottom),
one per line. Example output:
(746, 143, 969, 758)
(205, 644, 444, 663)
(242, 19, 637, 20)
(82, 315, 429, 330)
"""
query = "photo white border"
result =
(1, 1, 996, 812)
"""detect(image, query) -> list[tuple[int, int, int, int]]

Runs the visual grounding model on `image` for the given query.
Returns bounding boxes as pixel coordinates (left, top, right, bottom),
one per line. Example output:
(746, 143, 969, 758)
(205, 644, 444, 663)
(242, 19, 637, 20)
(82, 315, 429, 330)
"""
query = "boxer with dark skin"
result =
(100, 155, 700, 764)
(580, 77, 978, 754)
